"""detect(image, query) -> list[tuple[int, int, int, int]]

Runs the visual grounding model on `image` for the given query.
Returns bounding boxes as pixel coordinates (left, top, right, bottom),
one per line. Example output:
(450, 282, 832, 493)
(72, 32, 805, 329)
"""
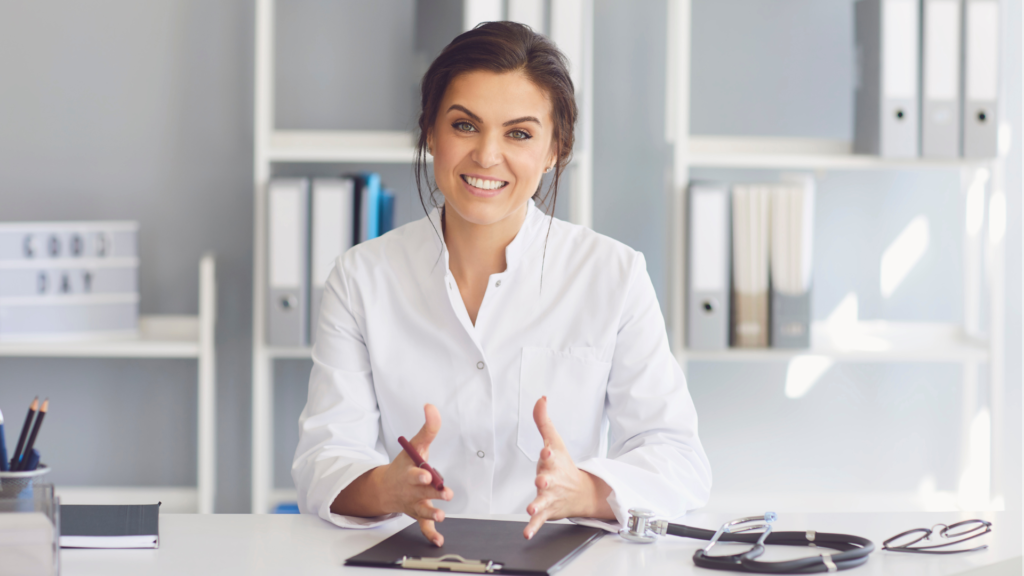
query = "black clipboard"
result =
(345, 518, 604, 575)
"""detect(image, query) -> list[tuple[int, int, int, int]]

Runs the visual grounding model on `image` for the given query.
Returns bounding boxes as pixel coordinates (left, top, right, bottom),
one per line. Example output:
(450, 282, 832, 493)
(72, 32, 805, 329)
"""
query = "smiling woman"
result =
(292, 21, 711, 548)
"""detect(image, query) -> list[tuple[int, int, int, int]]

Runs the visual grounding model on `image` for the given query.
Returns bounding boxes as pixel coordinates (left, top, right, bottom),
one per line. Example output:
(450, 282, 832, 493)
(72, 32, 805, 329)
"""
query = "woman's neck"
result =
(443, 202, 528, 280)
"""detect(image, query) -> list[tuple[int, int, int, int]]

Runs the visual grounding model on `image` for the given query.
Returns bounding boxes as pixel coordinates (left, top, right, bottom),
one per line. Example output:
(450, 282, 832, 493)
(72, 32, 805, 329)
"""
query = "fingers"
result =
(532, 396, 563, 449)
(526, 492, 552, 516)
(524, 507, 550, 540)
(405, 468, 452, 502)
(409, 404, 443, 455)
(418, 518, 444, 547)
(412, 500, 446, 523)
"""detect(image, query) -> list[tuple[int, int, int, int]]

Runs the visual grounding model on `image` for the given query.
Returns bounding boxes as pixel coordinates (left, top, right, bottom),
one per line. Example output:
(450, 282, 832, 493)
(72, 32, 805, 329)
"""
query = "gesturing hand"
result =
(378, 404, 454, 546)
(523, 396, 613, 540)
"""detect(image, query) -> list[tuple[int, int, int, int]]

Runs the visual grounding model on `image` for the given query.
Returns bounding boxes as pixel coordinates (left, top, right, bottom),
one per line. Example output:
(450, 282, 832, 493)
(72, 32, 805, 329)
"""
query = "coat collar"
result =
(426, 199, 546, 276)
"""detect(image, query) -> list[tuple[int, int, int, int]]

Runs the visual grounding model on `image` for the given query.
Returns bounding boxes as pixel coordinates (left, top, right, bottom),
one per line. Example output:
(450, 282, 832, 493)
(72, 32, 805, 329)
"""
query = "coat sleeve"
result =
(291, 256, 400, 528)
(574, 252, 712, 527)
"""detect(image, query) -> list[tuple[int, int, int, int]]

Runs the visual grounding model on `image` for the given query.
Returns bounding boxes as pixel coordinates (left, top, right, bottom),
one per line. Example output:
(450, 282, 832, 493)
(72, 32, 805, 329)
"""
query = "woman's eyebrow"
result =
(503, 116, 541, 127)
(446, 105, 541, 128)
(447, 104, 482, 123)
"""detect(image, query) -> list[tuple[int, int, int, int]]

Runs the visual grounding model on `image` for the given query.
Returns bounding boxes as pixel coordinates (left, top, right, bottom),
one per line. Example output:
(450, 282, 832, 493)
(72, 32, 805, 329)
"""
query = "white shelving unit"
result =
(250, 0, 594, 513)
(665, 0, 1007, 510)
(0, 255, 217, 514)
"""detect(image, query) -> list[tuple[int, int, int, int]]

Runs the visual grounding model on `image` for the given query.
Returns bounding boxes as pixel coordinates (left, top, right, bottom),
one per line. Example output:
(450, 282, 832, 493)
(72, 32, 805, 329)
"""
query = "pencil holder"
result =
(0, 465, 51, 500)
(0, 483, 60, 575)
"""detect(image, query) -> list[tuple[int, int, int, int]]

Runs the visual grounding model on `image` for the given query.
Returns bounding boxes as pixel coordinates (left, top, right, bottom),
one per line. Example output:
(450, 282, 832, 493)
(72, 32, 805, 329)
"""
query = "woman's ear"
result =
(426, 129, 435, 156)
(545, 138, 558, 173)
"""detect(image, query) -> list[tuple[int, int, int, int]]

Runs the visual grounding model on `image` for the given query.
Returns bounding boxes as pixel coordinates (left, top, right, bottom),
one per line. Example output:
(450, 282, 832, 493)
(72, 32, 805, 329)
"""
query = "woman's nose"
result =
(471, 133, 503, 168)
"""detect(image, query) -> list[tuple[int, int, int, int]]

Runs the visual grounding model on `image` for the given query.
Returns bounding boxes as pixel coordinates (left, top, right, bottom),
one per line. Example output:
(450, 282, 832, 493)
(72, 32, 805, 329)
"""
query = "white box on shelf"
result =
(0, 222, 139, 341)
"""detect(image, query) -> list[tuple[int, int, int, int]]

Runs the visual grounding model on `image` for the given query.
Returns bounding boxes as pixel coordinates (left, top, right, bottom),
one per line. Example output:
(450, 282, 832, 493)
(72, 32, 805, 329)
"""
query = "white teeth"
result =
(464, 176, 507, 190)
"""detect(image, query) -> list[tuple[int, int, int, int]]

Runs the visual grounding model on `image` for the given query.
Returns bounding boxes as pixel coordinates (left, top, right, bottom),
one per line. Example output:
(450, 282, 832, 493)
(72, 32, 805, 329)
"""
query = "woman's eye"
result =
(453, 121, 476, 132)
(508, 129, 532, 140)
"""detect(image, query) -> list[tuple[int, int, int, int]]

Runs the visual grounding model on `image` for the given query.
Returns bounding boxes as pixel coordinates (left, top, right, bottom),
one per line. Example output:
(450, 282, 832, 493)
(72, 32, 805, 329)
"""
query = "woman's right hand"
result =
(377, 403, 454, 546)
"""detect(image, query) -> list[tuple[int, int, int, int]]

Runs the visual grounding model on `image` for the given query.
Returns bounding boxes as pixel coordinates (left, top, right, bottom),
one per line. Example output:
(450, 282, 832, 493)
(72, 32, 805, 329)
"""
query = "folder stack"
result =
(854, 0, 1002, 159)
(685, 177, 816, 351)
(267, 173, 398, 347)
(0, 222, 139, 341)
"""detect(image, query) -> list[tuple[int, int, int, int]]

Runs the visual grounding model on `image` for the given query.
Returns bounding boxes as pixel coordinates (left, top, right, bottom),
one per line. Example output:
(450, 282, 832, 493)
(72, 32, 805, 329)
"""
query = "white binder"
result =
(962, 0, 1000, 158)
(267, 178, 310, 347)
(921, 0, 962, 158)
(310, 178, 355, 345)
(686, 183, 730, 351)
(854, 0, 920, 157)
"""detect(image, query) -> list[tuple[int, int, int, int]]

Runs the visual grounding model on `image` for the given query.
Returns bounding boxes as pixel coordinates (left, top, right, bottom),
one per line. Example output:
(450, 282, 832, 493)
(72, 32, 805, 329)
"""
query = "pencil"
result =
(0, 407, 8, 472)
(16, 399, 47, 471)
(10, 397, 37, 471)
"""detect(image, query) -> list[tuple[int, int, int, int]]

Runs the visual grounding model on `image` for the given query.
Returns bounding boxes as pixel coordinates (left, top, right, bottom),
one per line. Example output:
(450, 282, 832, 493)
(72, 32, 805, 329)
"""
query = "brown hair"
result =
(414, 21, 578, 218)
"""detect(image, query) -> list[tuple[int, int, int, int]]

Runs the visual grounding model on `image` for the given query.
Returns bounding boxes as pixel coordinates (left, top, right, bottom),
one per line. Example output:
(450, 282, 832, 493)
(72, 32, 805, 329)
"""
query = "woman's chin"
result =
(446, 196, 527, 228)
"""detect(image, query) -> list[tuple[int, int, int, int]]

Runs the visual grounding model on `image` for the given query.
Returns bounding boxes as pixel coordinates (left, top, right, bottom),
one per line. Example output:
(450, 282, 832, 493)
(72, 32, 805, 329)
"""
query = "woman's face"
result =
(428, 70, 557, 228)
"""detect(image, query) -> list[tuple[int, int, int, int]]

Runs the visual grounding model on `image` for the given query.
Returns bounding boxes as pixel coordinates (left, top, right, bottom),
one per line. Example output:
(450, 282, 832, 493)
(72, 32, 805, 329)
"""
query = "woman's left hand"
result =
(523, 396, 613, 539)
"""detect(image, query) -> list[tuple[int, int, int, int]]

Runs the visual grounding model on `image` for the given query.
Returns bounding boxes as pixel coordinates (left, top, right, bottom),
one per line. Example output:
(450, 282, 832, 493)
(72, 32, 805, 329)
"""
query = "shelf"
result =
(266, 130, 426, 164)
(0, 315, 201, 358)
(678, 321, 989, 363)
(263, 345, 313, 359)
(687, 136, 993, 170)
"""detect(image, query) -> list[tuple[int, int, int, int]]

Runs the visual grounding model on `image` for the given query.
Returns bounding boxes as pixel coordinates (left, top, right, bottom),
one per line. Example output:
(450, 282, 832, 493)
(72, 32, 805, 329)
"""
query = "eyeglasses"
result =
(883, 519, 993, 554)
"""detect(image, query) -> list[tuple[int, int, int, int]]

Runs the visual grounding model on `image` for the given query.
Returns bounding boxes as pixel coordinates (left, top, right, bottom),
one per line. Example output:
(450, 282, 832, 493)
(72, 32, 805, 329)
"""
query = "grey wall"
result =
(0, 0, 1018, 513)
(0, 1, 254, 512)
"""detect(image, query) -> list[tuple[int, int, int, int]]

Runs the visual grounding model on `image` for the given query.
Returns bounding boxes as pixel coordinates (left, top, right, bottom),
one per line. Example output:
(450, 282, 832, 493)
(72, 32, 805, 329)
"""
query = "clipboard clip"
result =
(398, 554, 503, 573)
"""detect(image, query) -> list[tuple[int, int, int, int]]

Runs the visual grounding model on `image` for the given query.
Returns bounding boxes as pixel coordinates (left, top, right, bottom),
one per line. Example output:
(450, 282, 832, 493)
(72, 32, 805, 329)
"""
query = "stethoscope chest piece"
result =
(619, 508, 667, 543)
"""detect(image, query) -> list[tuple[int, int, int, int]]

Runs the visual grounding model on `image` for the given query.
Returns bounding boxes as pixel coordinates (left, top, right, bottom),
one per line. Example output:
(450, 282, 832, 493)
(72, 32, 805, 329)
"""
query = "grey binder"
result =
(772, 291, 812, 348)
(687, 183, 730, 350)
(962, 0, 1000, 158)
(770, 177, 815, 349)
(309, 178, 355, 345)
(921, 0, 962, 158)
(267, 178, 310, 347)
(854, 0, 920, 157)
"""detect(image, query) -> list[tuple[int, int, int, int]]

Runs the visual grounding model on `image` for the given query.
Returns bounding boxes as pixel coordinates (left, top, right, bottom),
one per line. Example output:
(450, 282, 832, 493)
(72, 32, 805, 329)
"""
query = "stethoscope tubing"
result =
(666, 524, 875, 573)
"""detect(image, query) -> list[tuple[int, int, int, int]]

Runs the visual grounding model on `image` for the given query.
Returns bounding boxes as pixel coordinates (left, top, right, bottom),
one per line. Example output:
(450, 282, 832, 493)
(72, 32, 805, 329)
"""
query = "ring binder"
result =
(398, 554, 503, 573)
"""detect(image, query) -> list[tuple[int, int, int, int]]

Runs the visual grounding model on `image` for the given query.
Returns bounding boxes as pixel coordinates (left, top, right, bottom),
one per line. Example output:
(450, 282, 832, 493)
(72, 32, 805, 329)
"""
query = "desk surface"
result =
(62, 511, 1021, 575)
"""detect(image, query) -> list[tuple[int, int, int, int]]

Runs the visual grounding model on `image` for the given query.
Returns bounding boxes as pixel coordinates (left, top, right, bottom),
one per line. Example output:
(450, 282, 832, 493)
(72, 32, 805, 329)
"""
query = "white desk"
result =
(62, 511, 1021, 575)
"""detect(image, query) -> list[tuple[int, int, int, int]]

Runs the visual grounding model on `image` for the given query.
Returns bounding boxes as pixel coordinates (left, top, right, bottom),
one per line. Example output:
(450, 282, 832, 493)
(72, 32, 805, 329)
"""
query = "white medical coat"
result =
(292, 201, 711, 529)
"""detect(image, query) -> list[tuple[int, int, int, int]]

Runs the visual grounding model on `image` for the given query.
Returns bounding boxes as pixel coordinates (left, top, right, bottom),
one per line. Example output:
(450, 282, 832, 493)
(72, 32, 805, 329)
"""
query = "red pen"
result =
(398, 436, 445, 491)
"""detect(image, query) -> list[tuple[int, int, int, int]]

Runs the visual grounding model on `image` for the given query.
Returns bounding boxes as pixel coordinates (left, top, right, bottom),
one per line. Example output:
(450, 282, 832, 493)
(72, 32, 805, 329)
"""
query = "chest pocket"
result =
(517, 347, 611, 462)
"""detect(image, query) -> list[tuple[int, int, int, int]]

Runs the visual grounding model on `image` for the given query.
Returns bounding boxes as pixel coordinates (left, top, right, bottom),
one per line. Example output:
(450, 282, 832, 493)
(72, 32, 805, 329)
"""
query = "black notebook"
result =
(59, 504, 160, 549)
(346, 518, 604, 575)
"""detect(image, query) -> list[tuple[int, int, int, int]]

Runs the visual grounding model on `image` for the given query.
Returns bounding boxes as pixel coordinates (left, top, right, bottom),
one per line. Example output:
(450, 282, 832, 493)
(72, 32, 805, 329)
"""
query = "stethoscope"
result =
(619, 508, 875, 573)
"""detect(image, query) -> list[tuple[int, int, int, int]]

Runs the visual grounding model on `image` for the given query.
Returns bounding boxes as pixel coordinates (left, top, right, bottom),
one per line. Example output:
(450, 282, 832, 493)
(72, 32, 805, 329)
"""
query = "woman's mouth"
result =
(461, 174, 509, 196)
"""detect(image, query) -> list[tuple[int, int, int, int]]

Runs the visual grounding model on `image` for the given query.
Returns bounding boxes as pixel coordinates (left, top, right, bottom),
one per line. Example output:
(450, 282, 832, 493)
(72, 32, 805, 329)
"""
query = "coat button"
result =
(495, 280, 501, 287)
(476, 361, 485, 370)
(476, 450, 485, 458)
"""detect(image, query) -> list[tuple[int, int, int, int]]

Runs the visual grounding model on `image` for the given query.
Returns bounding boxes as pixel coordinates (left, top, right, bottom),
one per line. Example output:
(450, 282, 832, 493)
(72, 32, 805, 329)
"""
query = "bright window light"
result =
(957, 409, 991, 510)
(880, 216, 930, 298)
(965, 169, 988, 236)
(784, 355, 834, 399)
(826, 292, 859, 326)
(988, 192, 1006, 245)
